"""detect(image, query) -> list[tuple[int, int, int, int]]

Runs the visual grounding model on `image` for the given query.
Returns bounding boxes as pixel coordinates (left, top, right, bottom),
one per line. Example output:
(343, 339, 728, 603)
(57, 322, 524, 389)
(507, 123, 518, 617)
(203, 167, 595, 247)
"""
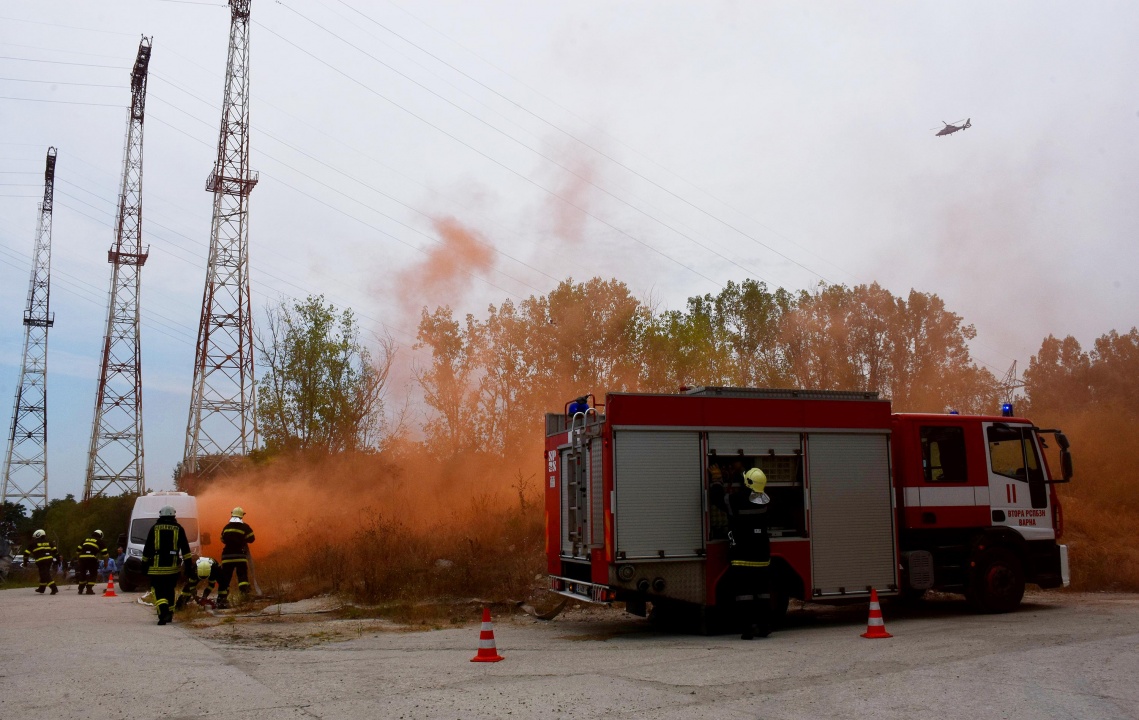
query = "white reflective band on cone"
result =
(869, 602, 881, 611)
(479, 639, 498, 649)
(481, 622, 493, 631)
(867, 617, 884, 626)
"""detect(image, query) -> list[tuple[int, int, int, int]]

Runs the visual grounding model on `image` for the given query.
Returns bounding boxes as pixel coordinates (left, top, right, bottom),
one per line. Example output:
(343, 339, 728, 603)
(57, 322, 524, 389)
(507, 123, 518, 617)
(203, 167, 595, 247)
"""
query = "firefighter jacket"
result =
(723, 491, 771, 568)
(77, 536, 108, 561)
(220, 521, 255, 562)
(27, 540, 59, 565)
(141, 517, 192, 576)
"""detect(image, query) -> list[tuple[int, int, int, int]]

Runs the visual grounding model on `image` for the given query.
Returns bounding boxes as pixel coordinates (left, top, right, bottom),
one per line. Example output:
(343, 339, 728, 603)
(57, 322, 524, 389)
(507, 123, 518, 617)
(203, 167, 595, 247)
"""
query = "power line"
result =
(0, 55, 126, 70)
(0, 15, 136, 37)
(0, 95, 121, 107)
(255, 19, 722, 287)
(336, 0, 838, 285)
(270, 6, 766, 285)
(0, 76, 123, 88)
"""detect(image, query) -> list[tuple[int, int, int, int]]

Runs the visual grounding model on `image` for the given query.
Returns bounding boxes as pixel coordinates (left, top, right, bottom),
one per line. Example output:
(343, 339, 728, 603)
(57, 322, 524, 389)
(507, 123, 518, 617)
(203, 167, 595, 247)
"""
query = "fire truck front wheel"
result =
(966, 547, 1025, 614)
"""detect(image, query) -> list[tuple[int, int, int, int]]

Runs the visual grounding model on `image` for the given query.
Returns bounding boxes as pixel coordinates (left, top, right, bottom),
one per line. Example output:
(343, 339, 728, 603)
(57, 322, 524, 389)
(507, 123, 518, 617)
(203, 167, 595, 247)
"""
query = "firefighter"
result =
(25, 529, 59, 595)
(75, 529, 108, 595)
(141, 505, 192, 625)
(216, 507, 255, 609)
(177, 556, 222, 609)
(719, 467, 774, 639)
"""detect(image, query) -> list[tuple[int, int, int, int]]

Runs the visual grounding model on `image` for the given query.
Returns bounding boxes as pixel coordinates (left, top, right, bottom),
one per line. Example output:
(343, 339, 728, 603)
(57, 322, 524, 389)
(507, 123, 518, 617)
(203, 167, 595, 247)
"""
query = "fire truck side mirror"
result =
(1059, 449, 1073, 483)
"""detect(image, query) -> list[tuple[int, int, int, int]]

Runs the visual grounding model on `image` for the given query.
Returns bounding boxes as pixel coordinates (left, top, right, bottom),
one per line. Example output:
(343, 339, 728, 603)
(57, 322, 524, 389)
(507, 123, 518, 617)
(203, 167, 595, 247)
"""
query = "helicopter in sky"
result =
(935, 118, 971, 137)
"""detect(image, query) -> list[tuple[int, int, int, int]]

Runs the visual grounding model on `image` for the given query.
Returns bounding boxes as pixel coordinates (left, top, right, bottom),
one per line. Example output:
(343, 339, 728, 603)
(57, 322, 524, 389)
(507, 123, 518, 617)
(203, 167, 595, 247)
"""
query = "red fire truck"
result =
(545, 387, 1072, 627)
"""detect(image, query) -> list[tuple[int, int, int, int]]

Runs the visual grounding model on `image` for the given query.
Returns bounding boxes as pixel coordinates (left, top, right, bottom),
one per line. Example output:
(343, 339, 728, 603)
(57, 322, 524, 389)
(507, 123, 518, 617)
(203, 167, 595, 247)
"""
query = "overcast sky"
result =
(1, 0, 1136, 502)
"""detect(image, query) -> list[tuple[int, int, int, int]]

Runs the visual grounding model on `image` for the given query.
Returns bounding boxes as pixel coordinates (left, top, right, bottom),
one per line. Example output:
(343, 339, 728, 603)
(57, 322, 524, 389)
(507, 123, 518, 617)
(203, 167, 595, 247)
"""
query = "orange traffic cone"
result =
(470, 607, 505, 662)
(103, 573, 118, 598)
(860, 588, 891, 638)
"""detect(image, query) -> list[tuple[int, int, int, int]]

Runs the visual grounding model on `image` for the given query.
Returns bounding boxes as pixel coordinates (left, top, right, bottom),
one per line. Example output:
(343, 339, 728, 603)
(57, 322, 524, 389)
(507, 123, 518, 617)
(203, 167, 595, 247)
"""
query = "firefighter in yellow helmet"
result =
(718, 467, 774, 639)
(141, 505, 192, 625)
(75, 529, 108, 595)
(216, 507, 255, 609)
(177, 556, 222, 609)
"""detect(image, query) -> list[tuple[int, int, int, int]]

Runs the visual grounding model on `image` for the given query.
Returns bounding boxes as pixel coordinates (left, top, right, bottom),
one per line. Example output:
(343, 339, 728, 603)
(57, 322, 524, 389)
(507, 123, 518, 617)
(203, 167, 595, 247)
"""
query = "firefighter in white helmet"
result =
(141, 505, 192, 625)
(25, 529, 60, 595)
(718, 467, 774, 639)
(216, 506, 255, 609)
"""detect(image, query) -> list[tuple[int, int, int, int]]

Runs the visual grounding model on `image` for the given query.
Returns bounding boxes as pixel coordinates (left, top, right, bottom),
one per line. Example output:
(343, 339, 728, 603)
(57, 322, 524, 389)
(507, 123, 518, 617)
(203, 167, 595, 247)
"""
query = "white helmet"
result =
(33, 529, 46, 539)
(159, 505, 176, 517)
(231, 506, 245, 519)
(197, 557, 214, 577)
(93, 529, 104, 538)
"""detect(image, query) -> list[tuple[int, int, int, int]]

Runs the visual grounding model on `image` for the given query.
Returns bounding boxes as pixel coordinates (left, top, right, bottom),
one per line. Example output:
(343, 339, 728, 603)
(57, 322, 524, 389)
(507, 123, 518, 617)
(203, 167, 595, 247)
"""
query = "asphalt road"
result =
(2, 586, 1137, 719)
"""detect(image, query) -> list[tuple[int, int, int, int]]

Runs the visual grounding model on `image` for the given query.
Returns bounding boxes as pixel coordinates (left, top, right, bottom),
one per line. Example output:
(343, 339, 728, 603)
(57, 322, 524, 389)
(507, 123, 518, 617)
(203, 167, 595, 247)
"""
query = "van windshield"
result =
(130, 518, 198, 544)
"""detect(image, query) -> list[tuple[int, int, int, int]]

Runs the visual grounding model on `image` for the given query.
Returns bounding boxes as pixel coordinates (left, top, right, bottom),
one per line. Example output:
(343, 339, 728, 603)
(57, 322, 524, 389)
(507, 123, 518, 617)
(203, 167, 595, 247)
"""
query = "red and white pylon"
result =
(860, 588, 892, 638)
(470, 607, 505, 662)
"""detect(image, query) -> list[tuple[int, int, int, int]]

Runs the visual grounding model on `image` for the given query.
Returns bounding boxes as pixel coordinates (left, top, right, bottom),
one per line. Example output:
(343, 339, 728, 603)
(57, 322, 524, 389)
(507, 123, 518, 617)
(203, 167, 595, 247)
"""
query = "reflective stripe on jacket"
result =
(141, 519, 191, 576)
(29, 540, 58, 564)
(220, 521, 255, 561)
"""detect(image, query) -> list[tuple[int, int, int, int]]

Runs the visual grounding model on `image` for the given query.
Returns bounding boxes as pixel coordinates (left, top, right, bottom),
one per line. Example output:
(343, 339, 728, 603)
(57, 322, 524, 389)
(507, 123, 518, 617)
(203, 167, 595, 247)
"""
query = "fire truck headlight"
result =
(652, 577, 666, 593)
(617, 564, 635, 582)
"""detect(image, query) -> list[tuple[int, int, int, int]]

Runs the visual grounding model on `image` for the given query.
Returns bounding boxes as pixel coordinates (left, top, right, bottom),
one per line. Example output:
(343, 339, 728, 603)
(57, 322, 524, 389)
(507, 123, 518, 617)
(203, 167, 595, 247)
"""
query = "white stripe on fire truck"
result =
(917, 486, 987, 507)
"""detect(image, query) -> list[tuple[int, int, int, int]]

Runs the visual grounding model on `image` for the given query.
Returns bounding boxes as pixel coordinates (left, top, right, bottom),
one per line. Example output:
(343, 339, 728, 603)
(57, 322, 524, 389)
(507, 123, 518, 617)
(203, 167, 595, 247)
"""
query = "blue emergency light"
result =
(1001, 403, 1014, 417)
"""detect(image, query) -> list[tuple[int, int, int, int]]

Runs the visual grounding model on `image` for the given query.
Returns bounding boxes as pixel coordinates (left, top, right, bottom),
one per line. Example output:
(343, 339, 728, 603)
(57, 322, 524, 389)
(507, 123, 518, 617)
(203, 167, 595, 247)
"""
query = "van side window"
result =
(920, 426, 967, 482)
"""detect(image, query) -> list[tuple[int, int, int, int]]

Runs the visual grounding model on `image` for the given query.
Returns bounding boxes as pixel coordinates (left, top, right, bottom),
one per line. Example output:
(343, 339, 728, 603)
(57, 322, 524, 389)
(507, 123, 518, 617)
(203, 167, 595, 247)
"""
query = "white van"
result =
(120, 491, 209, 591)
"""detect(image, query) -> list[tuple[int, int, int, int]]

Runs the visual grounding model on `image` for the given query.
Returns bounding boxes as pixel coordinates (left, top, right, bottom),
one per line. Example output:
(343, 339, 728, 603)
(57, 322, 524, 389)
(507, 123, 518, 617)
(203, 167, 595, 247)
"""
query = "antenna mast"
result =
(184, 0, 259, 476)
(1, 147, 57, 510)
(85, 36, 152, 500)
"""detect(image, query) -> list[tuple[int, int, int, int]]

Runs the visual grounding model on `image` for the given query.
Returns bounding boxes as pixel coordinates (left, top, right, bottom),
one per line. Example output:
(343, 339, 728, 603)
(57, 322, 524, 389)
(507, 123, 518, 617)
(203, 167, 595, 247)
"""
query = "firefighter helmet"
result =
(743, 468, 767, 493)
(159, 505, 176, 517)
(93, 529, 104, 538)
(33, 529, 46, 539)
(197, 558, 213, 577)
(231, 507, 245, 519)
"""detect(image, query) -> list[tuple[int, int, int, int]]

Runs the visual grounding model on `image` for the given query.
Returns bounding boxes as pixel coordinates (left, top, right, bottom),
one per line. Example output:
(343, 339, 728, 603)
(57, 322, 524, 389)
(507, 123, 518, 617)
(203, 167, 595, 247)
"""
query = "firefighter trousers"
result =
(728, 564, 772, 638)
(150, 574, 179, 620)
(36, 561, 56, 591)
(217, 559, 250, 603)
(77, 557, 98, 590)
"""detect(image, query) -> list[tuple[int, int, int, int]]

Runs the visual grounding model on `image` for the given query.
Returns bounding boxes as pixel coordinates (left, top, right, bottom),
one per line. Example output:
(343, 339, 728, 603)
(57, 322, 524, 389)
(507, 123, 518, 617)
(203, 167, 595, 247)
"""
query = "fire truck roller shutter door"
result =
(808, 433, 897, 596)
(614, 431, 704, 559)
(707, 432, 800, 457)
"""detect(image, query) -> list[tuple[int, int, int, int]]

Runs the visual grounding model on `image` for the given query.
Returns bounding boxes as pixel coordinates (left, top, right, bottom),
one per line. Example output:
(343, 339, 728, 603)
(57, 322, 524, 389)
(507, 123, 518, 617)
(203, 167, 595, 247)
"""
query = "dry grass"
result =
(254, 499, 546, 609)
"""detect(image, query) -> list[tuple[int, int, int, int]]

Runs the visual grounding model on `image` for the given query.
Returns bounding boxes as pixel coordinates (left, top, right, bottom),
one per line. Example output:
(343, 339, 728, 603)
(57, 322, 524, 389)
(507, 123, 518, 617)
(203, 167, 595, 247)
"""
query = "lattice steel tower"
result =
(1, 147, 57, 510)
(183, 0, 259, 476)
(85, 37, 152, 500)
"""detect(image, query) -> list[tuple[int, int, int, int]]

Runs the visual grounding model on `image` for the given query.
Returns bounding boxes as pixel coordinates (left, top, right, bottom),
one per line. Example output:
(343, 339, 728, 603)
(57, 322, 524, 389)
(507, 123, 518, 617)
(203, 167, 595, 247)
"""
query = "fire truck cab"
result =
(545, 387, 1071, 628)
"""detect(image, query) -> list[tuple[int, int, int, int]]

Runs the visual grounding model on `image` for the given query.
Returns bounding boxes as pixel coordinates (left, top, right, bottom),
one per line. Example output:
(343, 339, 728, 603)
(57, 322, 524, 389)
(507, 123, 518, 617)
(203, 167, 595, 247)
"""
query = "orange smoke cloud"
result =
(395, 217, 497, 316)
(194, 439, 542, 562)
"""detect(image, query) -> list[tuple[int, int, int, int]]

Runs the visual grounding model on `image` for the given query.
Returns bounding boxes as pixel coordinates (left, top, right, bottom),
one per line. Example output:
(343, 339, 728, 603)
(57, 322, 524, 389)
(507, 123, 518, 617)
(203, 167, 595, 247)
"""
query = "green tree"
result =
(257, 295, 394, 455)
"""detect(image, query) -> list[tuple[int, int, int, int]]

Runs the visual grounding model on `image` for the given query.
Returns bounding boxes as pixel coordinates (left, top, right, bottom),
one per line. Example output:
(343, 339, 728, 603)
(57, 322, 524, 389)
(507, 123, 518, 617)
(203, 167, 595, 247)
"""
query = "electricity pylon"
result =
(1, 147, 57, 511)
(183, 0, 259, 477)
(85, 37, 152, 500)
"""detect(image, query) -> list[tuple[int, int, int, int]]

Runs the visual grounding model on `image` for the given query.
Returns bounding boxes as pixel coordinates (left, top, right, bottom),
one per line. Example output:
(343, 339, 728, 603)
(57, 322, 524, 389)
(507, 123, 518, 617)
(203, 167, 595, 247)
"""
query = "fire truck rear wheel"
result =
(966, 547, 1025, 614)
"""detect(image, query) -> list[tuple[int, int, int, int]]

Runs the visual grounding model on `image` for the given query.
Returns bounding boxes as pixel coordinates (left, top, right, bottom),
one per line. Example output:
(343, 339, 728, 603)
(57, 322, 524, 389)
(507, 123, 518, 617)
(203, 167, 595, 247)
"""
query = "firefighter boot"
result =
(35, 586, 45, 594)
(85, 585, 96, 595)
(50, 584, 58, 595)
(77, 584, 85, 594)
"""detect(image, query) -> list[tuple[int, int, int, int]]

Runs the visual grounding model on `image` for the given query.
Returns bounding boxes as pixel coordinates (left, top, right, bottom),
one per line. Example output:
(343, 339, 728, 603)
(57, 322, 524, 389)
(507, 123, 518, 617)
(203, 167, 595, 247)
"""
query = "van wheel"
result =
(966, 547, 1024, 613)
